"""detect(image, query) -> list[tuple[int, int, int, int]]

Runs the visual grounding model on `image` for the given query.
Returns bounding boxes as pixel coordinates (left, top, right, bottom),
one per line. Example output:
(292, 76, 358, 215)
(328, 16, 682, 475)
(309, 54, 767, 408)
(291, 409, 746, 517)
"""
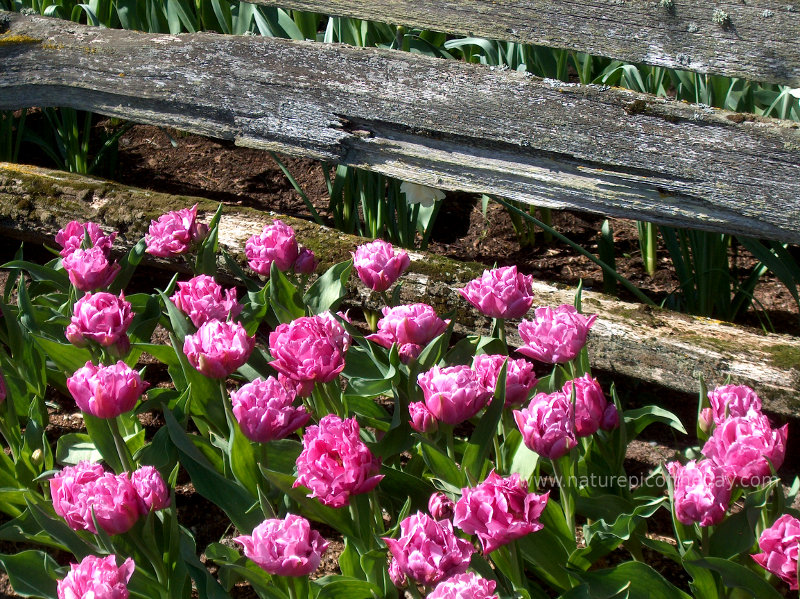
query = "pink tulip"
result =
(752, 513, 800, 590)
(388, 558, 406, 588)
(417, 365, 492, 425)
(459, 265, 534, 319)
(707, 384, 762, 426)
(269, 313, 350, 386)
(427, 572, 499, 599)
(62, 246, 121, 291)
(246, 219, 300, 275)
(513, 391, 577, 460)
(382, 512, 474, 587)
(56, 221, 116, 258)
(88, 472, 146, 535)
(702, 412, 787, 486)
(472, 354, 537, 407)
(235, 514, 329, 577)
(293, 248, 318, 274)
(50, 462, 105, 532)
(408, 402, 438, 434)
(131, 465, 170, 512)
(562, 374, 614, 437)
(352, 239, 410, 292)
(454, 471, 548, 554)
(428, 492, 455, 521)
(294, 414, 383, 507)
(517, 305, 597, 364)
(601, 403, 620, 431)
(366, 303, 449, 363)
(666, 459, 731, 527)
(57, 554, 134, 599)
(698, 408, 714, 437)
(170, 275, 242, 327)
(51, 463, 144, 535)
(67, 361, 148, 419)
(145, 204, 208, 257)
(65, 292, 133, 356)
(230, 377, 310, 443)
(183, 319, 255, 379)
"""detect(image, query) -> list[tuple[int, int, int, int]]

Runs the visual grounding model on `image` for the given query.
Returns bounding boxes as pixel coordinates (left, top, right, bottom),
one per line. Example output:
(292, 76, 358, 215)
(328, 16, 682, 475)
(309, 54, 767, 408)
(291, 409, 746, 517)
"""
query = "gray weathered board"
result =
(248, 0, 800, 86)
(1, 162, 798, 415)
(1, 12, 800, 245)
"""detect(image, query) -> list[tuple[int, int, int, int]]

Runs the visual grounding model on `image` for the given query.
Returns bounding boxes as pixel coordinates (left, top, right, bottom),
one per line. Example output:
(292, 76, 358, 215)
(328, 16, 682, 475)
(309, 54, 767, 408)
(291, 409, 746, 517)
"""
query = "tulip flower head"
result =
(459, 265, 534, 319)
(408, 401, 438, 434)
(67, 360, 148, 419)
(562, 374, 616, 437)
(453, 470, 548, 554)
(428, 492, 455, 521)
(57, 554, 134, 599)
(294, 414, 383, 507)
(171, 275, 242, 327)
(145, 204, 208, 257)
(131, 465, 171, 513)
(701, 411, 787, 486)
(56, 221, 116, 258)
(706, 384, 762, 426)
(417, 364, 492, 425)
(666, 459, 731, 527)
(235, 514, 329, 577)
(50, 462, 144, 535)
(65, 292, 133, 357)
(245, 219, 300, 275)
(517, 305, 597, 364)
(269, 313, 350, 387)
(230, 377, 310, 443)
(382, 512, 474, 587)
(62, 245, 120, 291)
(752, 513, 800, 590)
(366, 303, 449, 363)
(352, 239, 410, 292)
(513, 391, 577, 460)
(427, 572, 499, 599)
(183, 319, 255, 379)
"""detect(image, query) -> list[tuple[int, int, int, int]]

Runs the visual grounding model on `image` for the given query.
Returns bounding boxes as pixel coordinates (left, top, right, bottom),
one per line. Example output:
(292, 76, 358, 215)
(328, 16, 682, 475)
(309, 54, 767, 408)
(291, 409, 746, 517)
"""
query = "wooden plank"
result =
(1, 13, 800, 244)
(1, 162, 798, 415)
(249, 0, 800, 86)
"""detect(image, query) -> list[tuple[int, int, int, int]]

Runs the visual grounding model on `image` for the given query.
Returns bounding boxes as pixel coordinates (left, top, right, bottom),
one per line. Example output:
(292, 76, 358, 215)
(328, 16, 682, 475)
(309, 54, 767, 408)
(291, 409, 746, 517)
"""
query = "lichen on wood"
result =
(1, 162, 798, 415)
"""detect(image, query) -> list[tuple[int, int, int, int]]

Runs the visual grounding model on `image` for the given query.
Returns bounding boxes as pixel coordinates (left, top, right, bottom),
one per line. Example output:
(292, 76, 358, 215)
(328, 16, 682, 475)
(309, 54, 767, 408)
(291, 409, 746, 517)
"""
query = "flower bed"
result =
(0, 204, 796, 598)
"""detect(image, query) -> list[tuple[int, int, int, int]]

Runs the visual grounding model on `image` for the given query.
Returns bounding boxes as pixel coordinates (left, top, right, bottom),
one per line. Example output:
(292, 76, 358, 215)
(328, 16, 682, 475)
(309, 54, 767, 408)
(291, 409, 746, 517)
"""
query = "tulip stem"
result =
(493, 432, 505, 474)
(490, 317, 506, 345)
(108, 416, 134, 472)
(701, 524, 710, 556)
(552, 456, 576, 546)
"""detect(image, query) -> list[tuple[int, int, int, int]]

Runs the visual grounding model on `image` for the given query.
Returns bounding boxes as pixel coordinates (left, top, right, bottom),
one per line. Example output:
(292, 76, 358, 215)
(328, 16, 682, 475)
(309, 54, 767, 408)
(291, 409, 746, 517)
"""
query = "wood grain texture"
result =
(249, 0, 800, 86)
(1, 162, 798, 415)
(1, 13, 800, 244)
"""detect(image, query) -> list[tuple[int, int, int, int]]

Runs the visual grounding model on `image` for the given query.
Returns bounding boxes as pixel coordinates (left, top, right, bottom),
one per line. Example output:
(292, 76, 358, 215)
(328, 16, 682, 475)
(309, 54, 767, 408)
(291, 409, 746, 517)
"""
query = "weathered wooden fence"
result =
(0, 5, 798, 411)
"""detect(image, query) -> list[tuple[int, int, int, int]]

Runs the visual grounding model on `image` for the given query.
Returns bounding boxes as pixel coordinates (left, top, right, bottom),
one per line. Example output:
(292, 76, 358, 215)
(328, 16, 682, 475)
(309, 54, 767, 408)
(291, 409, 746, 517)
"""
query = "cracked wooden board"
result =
(247, 0, 800, 86)
(1, 162, 798, 415)
(1, 13, 800, 243)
